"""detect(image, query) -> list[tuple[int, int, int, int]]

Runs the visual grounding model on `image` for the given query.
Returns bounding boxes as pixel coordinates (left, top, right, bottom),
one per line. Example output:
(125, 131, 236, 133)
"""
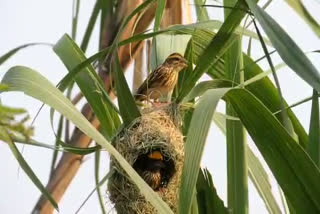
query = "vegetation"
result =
(1, 0, 320, 213)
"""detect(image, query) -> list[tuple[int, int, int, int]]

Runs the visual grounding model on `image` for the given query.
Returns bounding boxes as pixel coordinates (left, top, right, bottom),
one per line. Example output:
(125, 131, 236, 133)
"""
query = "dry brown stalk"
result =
(33, 1, 155, 213)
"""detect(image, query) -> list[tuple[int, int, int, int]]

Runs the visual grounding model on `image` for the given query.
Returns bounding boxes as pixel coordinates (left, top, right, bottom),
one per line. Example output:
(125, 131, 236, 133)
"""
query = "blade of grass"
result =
(177, 0, 256, 101)
(12, 134, 100, 155)
(76, 169, 113, 214)
(196, 168, 228, 214)
(54, 34, 120, 139)
(189, 29, 308, 147)
(212, 113, 282, 214)
(245, 0, 320, 92)
(195, 0, 209, 21)
(154, 0, 166, 31)
(2, 66, 173, 214)
(226, 89, 320, 212)
(179, 88, 231, 214)
(0, 128, 59, 211)
(71, 0, 81, 40)
(251, 17, 296, 138)
(223, 2, 248, 212)
(113, 52, 141, 125)
(0, 43, 52, 66)
(49, 115, 63, 178)
(284, 0, 320, 38)
(80, 0, 100, 51)
(307, 89, 320, 167)
(95, 149, 106, 214)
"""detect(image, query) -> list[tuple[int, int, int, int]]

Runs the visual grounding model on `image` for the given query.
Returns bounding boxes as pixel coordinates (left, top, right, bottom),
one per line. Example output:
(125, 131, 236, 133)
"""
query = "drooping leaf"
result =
(245, 0, 320, 92)
(284, 0, 320, 38)
(196, 168, 228, 214)
(1, 66, 173, 214)
(189, 29, 308, 147)
(113, 52, 141, 125)
(226, 89, 320, 213)
(212, 113, 282, 214)
(0, 43, 52, 66)
(177, 0, 256, 101)
(0, 128, 59, 211)
(179, 88, 231, 214)
(54, 34, 120, 139)
(307, 90, 320, 167)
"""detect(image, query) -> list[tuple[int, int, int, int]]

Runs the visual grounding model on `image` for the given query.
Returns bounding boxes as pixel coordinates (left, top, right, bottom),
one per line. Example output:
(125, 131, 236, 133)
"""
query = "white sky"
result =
(1, 0, 320, 213)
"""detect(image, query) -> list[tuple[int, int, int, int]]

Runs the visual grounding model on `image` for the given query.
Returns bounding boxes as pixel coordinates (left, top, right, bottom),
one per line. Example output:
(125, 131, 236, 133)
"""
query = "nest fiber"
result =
(108, 107, 184, 214)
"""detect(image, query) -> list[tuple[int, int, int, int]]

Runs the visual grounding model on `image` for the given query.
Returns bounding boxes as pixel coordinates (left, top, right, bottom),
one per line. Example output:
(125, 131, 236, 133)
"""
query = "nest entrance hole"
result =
(132, 149, 176, 191)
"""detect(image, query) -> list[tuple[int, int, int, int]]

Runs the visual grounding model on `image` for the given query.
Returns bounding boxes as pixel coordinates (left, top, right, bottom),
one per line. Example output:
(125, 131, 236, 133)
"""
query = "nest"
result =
(108, 106, 184, 214)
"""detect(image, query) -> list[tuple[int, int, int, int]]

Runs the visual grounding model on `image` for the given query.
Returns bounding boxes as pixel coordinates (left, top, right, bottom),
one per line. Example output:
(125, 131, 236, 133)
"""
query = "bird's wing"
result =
(135, 65, 169, 95)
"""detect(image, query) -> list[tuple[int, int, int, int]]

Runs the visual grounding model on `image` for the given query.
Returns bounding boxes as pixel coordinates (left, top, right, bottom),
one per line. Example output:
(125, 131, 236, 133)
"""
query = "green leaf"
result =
(0, 43, 52, 66)
(194, 0, 210, 21)
(189, 28, 308, 147)
(183, 79, 232, 102)
(76, 169, 113, 214)
(95, 149, 106, 214)
(223, 1, 248, 208)
(2, 66, 173, 214)
(177, 0, 254, 101)
(179, 88, 230, 214)
(196, 168, 228, 214)
(307, 90, 320, 167)
(1, 128, 59, 211)
(113, 52, 141, 125)
(154, 0, 166, 31)
(49, 115, 63, 178)
(71, 0, 80, 39)
(12, 134, 99, 155)
(284, 0, 320, 38)
(251, 18, 296, 138)
(245, 0, 320, 92)
(242, 55, 308, 147)
(54, 34, 120, 139)
(247, 149, 282, 214)
(212, 113, 282, 214)
(80, 0, 101, 51)
(226, 89, 320, 213)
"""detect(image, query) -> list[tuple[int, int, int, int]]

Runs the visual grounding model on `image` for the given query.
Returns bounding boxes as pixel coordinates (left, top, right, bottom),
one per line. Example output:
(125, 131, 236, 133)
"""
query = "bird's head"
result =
(164, 52, 188, 71)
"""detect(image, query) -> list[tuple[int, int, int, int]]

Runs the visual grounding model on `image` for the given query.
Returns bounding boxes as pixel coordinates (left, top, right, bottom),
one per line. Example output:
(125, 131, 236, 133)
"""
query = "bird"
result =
(133, 150, 169, 190)
(134, 52, 188, 102)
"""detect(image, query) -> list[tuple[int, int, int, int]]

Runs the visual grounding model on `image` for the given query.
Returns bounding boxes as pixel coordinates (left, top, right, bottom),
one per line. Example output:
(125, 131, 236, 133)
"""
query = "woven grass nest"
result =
(108, 105, 184, 214)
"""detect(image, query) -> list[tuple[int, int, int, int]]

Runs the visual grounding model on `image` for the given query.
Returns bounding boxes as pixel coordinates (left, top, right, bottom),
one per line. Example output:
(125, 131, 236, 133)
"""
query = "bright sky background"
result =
(1, 0, 320, 213)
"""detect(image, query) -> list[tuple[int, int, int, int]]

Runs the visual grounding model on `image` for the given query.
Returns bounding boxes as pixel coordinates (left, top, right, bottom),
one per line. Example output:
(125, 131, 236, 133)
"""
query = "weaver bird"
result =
(134, 53, 188, 101)
(133, 150, 175, 190)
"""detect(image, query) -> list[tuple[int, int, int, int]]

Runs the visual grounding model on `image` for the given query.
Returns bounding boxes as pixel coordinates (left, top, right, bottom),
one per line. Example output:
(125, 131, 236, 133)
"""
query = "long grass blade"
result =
(245, 0, 320, 92)
(179, 88, 231, 214)
(0, 43, 52, 66)
(196, 168, 228, 214)
(284, 0, 320, 38)
(95, 149, 106, 214)
(0, 128, 59, 211)
(54, 34, 120, 139)
(177, 0, 255, 101)
(2, 66, 173, 214)
(307, 90, 320, 167)
(213, 113, 282, 214)
(226, 89, 320, 212)
(113, 52, 141, 125)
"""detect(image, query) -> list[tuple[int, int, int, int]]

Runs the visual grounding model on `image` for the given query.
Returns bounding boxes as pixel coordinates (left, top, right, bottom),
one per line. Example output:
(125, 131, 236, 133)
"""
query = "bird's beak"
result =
(182, 58, 189, 68)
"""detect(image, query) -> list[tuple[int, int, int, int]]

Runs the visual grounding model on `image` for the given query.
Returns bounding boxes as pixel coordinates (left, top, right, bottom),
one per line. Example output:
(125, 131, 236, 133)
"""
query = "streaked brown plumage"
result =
(134, 53, 188, 101)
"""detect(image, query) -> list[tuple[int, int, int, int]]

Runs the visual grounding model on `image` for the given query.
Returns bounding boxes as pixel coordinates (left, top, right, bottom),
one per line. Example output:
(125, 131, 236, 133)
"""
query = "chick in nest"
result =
(133, 150, 175, 191)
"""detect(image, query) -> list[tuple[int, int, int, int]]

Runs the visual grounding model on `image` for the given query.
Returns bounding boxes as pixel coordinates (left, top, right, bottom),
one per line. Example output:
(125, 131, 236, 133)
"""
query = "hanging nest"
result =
(108, 105, 184, 214)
